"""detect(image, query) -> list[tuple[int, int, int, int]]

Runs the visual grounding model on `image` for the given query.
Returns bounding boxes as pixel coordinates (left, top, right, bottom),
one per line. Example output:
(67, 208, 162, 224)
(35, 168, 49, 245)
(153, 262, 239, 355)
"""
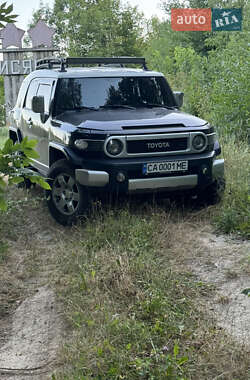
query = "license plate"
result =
(143, 160, 188, 174)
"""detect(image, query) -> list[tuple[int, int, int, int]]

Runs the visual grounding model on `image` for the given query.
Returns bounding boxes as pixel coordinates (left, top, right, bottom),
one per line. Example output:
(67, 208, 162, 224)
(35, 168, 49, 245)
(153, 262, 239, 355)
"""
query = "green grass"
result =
(0, 126, 8, 148)
(51, 207, 249, 380)
(214, 137, 250, 238)
(54, 210, 193, 379)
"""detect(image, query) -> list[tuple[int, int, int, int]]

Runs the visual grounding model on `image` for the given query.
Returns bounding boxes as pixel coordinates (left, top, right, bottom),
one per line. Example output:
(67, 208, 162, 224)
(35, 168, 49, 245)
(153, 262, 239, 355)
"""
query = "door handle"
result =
(27, 118, 33, 128)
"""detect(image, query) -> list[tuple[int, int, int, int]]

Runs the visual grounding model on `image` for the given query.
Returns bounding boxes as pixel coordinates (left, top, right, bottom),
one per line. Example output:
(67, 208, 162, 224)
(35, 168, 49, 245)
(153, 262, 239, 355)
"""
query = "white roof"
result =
(29, 66, 164, 79)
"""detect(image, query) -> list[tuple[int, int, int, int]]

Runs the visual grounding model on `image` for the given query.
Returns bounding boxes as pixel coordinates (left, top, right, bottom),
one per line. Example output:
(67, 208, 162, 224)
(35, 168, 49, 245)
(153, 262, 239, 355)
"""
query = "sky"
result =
(10, 0, 165, 30)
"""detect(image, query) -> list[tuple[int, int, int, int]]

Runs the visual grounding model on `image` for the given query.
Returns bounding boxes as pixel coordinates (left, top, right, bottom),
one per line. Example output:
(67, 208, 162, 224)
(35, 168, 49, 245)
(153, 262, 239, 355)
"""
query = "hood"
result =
(56, 107, 207, 132)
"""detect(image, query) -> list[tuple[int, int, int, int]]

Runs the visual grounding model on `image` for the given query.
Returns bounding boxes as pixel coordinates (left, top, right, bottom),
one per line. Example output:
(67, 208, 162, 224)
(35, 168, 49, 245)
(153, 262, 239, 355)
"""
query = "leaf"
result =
(0, 2, 7, 10)
(22, 148, 39, 159)
(173, 343, 179, 358)
(8, 176, 24, 185)
(0, 196, 7, 211)
(0, 177, 7, 188)
(177, 356, 189, 366)
(6, 4, 13, 14)
(241, 288, 250, 296)
(38, 179, 51, 190)
(23, 139, 38, 149)
(2, 138, 13, 154)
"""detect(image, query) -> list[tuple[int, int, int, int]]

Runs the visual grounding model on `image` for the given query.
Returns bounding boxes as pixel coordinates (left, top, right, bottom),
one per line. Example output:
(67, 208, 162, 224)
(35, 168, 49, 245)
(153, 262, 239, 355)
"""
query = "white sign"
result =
(0, 60, 35, 75)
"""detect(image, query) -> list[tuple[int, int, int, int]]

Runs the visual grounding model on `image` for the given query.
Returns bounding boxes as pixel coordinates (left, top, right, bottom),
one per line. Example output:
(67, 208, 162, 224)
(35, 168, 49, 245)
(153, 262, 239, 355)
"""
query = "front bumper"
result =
(75, 155, 224, 193)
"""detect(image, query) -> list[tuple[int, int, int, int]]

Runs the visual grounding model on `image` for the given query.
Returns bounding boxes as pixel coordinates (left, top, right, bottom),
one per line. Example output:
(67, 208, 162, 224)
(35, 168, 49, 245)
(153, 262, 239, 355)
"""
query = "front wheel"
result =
(46, 159, 90, 225)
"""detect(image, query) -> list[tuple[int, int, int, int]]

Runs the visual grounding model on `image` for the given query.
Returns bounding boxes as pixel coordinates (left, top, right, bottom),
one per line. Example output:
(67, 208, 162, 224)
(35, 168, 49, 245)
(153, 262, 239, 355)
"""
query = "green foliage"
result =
(51, 0, 145, 56)
(205, 35, 250, 137)
(0, 137, 50, 211)
(241, 288, 250, 296)
(27, 0, 53, 28)
(214, 137, 250, 238)
(146, 1, 250, 137)
(0, 1, 17, 27)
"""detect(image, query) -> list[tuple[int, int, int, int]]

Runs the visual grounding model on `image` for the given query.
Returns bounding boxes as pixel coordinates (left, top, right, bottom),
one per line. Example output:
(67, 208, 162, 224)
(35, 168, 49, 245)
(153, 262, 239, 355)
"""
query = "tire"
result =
(198, 177, 225, 206)
(46, 159, 90, 226)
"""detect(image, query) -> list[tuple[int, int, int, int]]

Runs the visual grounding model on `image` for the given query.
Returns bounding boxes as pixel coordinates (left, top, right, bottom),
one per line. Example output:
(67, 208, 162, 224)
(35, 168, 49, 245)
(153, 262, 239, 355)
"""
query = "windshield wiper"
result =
(137, 103, 175, 109)
(74, 106, 99, 111)
(99, 104, 135, 110)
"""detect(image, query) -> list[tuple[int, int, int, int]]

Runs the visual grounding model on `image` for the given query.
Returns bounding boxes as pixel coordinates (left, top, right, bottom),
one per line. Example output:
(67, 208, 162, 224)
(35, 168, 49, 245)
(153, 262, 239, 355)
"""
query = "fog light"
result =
(74, 139, 88, 150)
(202, 165, 208, 175)
(116, 172, 126, 183)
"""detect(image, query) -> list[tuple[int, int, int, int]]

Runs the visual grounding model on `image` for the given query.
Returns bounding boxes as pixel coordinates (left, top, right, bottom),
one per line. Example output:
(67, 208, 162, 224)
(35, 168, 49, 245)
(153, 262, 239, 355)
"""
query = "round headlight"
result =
(106, 139, 123, 156)
(192, 134, 206, 151)
(74, 139, 88, 150)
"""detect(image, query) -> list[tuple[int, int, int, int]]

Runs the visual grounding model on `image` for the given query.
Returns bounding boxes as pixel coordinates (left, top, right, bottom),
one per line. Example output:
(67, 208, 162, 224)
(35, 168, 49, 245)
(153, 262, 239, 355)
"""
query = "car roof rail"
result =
(36, 56, 148, 72)
(36, 57, 66, 71)
(65, 57, 148, 70)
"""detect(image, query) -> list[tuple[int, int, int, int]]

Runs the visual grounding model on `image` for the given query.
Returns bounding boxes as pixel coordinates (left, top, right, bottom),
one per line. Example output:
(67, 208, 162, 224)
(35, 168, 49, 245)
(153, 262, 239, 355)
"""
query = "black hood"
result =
(56, 107, 207, 132)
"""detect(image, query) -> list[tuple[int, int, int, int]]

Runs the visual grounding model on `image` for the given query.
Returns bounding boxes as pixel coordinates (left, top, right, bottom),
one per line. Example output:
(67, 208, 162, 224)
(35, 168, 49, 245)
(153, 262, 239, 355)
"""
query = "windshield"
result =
(53, 76, 177, 115)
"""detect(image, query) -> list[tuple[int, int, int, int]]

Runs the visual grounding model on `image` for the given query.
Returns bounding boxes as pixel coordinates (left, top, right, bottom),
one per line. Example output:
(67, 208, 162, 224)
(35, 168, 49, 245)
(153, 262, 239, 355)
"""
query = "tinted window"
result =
(37, 84, 52, 113)
(53, 76, 176, 115)
(24, 79, 39, 109)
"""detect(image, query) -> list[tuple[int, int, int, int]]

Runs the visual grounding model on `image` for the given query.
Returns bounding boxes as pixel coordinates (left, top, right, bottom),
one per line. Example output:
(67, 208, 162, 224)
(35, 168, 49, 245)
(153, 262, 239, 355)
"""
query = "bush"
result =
(0, 137, 50, 210)
(214, 137, 250, 238)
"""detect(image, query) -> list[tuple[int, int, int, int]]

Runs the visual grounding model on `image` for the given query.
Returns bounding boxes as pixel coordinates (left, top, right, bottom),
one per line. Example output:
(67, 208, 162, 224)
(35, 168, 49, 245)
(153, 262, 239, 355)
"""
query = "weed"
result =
(214, 137, 250, 239)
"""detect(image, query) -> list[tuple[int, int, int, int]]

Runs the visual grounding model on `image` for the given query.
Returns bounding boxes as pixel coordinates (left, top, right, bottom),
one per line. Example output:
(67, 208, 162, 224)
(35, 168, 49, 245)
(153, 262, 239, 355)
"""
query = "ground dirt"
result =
(0, 189, 249, 378)
(163, 220, 250, 347)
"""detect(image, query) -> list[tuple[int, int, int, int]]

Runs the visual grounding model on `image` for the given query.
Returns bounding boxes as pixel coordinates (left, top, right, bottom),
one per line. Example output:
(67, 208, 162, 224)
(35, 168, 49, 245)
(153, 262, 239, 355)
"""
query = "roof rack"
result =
(36, 57, 63, 70)
(36, 56, 149, 72)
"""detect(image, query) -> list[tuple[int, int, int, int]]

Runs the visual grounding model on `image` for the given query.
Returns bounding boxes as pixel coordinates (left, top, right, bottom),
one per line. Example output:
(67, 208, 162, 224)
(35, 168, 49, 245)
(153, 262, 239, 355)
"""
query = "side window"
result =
(24, 79, 39, 109)
(37, 84, 52, 114)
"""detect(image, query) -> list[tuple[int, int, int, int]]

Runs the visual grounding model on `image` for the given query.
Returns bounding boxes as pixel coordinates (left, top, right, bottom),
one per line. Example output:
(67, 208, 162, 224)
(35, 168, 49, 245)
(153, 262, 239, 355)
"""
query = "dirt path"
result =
(171, 224, 250, 347)
(0, 287, 60, 379)
(0, 189, 64, 379)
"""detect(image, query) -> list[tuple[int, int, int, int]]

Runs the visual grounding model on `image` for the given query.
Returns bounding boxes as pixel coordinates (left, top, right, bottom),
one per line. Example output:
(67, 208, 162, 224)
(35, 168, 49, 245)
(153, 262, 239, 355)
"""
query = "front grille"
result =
(127, 137, 187, 154)
(104, 131, 212, 158)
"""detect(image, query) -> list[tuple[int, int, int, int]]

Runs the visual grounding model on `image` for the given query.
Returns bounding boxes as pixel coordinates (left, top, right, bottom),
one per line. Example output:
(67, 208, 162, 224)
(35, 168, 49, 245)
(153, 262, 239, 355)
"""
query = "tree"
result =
(27, 0, 53, 28)
(52, 0, 145, 56)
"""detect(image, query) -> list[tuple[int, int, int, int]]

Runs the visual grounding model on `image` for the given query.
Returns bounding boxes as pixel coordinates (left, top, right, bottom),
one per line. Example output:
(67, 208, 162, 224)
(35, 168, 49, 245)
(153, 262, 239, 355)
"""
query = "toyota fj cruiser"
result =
(8, 57, 225, 225)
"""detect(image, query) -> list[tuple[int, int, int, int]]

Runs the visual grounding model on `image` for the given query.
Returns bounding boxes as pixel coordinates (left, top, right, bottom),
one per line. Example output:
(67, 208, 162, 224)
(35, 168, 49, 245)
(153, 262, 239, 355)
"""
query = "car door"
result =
(21, 78, 54, 174)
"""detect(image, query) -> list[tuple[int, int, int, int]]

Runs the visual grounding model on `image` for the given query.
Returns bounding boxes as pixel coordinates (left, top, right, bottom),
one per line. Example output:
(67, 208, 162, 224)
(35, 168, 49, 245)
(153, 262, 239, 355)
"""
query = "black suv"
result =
(8, 57, 225, 225)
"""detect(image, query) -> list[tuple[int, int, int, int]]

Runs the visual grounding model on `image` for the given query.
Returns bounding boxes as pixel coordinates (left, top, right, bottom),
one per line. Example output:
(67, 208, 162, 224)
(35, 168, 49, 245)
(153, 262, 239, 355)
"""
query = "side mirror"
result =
(173, 91, 184, 108)
(32, 96, 45, 114)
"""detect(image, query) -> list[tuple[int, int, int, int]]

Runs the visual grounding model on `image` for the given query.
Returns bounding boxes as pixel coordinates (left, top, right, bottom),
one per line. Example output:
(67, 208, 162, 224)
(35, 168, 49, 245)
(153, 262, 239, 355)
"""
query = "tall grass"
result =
(214, 137, 250, 238)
